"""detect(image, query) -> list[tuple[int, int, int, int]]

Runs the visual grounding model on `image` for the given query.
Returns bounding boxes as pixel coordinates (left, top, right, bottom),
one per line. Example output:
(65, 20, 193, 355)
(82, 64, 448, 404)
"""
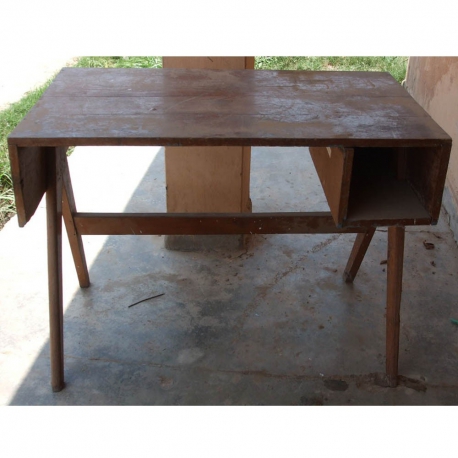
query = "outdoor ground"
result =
(1, 57, 457, 405)
(1, 144, 458, 405)
(0, 55, 77, 110)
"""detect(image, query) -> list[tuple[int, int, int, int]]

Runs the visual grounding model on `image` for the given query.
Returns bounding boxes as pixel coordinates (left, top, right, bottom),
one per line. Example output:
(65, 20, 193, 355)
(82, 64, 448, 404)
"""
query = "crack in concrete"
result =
(65, 354, 458, 391)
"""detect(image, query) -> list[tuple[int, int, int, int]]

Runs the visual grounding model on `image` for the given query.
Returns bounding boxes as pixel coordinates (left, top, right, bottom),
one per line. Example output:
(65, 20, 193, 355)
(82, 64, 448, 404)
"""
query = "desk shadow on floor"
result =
(9, 147, 458, 405)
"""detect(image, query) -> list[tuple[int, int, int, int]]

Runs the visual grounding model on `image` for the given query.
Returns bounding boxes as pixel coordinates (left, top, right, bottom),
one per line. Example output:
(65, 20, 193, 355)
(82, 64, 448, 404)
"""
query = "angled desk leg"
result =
(386, 226, 405, 387)
(62, 154, 90, 288)
(343, 228, 376, 283)
(46, 147, 65, 392)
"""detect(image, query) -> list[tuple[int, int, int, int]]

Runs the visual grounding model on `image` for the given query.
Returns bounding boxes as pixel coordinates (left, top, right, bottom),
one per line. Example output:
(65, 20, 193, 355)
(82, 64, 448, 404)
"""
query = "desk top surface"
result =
(8, 67, 451, 148)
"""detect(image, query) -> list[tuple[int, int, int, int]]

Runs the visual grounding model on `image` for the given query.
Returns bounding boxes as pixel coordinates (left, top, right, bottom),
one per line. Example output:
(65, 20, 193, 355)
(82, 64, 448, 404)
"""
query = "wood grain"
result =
(46, 147, 65, 392)
(8, 145, 47, 226)
(7, 67, 451, 392)
(73, 212, 368, 236)
(309, 146, 354, 226)
(161, 60, 254, 213)
(165, 146, 246, 212)
(386, 226, 405, 388)
(62, 155, 90, 288)
(346, 178, 431, 224)
(8, 68, 452, 148)
(162, 57, 253, 249)
(407, 144, 452, 223)
(343, 228, 376, 283)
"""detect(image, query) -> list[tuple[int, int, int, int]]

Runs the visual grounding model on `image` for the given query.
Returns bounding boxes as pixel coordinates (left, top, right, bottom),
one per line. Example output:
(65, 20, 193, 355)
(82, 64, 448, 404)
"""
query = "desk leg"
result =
(343, 228, 375, 283)
(62, 155, 90, 288)
(386, 226, 405, 388)
(47, 147, 65, 392)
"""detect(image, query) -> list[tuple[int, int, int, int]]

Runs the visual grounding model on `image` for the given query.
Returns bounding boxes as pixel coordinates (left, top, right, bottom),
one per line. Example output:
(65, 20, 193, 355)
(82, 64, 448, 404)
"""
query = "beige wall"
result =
(405, 57, 458, 242)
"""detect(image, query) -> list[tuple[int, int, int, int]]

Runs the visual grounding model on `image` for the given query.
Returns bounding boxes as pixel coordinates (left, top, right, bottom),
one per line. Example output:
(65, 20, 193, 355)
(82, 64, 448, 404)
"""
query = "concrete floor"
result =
(0, 55, 77, 110)
(1, 146, 458, 405)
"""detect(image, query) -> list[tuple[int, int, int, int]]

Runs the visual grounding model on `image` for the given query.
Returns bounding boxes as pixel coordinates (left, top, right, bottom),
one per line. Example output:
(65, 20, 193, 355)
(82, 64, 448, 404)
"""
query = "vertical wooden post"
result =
(386, 225, 405, 388)
(46, 147, 65, 392)
(343, 228, 376, 283)
(162, 57, 254, 251)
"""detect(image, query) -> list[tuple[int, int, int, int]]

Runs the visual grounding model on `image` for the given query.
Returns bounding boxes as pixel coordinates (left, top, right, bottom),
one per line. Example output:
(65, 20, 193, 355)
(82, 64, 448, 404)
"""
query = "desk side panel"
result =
(8, 145, 48, 227)
(407, 144, 452, 223)
(309, 146, 354, 226)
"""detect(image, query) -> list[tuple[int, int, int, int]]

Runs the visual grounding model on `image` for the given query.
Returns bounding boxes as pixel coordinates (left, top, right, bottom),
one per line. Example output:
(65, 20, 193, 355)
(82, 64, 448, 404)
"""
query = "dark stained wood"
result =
(396, 148, 408, 180)
(73, 212, 368, 236)
(346, 177, 431, 225)
(17, 94, 434, 119)
(41, 68, 413, 98)
(8, 145, 47, 227)
(309, 146, 354, 226)
(7, 68, 453, 391)
(241, 145, 252, 213)
(346, 146, 440, 225)
(46, 147, 65, 392)
(386, 226, 405, 388)
(407, 144, 452, 223)
(8, 68, 452, 149)
(62, 155, 90, 288)
(343, 228, 376, 283)
(245, 57, 255, 70)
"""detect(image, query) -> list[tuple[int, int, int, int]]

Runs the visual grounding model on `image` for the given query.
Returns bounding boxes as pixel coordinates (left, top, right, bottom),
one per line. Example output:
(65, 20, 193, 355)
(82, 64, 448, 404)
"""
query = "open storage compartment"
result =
(309, 145, 450, 227)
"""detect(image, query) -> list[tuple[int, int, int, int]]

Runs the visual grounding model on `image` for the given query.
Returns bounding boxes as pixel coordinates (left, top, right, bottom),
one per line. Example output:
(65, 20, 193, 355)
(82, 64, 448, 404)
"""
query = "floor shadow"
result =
(8, 147, 458, 405)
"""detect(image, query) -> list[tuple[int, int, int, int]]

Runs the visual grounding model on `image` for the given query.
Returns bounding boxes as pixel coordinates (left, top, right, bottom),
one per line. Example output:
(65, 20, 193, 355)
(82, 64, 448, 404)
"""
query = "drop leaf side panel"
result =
(8, 145, 48, 227)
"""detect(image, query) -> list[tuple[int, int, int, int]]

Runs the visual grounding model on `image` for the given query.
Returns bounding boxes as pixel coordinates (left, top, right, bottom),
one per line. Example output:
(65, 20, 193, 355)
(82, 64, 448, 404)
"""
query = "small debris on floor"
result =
(324, 266, 338, 273)
(128, 293, 165, 308)
(423, 241, 435, 250)
(451, 319, 458, 326)
(431, 261, 436, 267)
(380, 259, 387, 265)
(158, 376, 174, 389)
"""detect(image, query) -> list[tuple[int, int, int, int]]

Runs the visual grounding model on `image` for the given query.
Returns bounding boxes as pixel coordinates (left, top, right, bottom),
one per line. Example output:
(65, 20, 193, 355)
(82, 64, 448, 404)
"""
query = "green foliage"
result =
(76, 56, 408, 82)
(76, 56, 163, 69)
(255, 56, 408, 83)
(0, 170, 14, 227)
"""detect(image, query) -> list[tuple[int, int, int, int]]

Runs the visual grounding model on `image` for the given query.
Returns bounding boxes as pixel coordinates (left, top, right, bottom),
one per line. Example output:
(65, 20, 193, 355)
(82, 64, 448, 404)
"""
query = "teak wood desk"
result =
(8, 68, 452, 392)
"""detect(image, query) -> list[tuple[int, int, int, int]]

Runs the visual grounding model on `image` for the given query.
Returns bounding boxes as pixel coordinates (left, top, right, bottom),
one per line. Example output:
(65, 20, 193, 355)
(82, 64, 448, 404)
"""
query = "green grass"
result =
(255, 56, 408, 83)
(76, 56, 408, 83)
(74, 56, 408, 83)
(0, 56, 409, 227)
(75, 56, 163, 69)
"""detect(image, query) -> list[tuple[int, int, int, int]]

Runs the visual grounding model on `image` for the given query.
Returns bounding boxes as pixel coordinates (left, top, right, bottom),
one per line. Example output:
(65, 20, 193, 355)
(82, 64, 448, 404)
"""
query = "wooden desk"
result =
(8, 68, 452, 392)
